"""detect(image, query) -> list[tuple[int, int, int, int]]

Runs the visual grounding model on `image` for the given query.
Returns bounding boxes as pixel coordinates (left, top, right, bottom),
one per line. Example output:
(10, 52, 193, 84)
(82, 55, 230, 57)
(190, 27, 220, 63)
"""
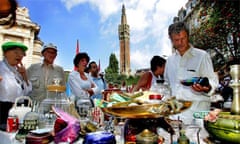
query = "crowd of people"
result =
(0, 1, 233, 140)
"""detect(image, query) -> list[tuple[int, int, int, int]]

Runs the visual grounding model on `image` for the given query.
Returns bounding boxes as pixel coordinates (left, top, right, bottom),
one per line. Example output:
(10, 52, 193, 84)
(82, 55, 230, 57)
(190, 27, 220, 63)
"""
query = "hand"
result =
(192, 83, 211, 93)
(16, 62, 29, 85)
(91, 83, 95, 88)
(0, 76, 2, 81)
(16, 62, 26, 76)
(86, 89, 94, 96)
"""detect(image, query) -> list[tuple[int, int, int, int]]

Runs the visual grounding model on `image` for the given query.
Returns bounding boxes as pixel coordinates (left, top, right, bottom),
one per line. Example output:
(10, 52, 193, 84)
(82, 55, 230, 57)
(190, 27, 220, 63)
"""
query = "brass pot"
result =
(204, 112, 240, 144)
(136, 129, 158, 144)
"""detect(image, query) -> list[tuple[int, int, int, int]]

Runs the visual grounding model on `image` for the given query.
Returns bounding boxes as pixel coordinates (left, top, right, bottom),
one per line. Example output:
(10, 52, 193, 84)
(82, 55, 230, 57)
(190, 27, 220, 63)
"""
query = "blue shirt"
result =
(90, 76, 107, 100)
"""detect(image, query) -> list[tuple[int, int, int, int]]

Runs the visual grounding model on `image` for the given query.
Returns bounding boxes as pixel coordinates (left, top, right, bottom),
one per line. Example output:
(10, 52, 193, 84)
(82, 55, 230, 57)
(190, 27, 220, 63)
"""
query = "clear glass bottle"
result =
(162, 82, 171, 100)
(114, 119, 125, 144)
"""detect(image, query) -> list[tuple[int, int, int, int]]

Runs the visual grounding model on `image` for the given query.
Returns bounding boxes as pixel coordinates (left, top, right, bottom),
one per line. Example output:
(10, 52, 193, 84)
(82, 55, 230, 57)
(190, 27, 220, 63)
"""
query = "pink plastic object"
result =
(52, 106, 80, 143)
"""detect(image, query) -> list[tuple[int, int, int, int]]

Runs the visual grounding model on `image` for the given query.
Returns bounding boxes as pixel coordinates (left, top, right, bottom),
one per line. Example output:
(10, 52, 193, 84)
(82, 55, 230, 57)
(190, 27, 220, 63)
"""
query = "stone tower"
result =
(118, 4, 130, 76)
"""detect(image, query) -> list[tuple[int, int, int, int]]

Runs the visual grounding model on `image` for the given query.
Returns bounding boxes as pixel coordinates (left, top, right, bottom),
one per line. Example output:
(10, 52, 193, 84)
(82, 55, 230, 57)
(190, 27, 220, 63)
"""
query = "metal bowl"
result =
(204, 112, 240, 144)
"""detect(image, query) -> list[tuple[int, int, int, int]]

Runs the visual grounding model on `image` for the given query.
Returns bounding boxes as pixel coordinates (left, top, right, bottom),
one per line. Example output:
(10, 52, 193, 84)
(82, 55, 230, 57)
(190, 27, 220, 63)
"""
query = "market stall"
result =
(1, 65, 240, 144)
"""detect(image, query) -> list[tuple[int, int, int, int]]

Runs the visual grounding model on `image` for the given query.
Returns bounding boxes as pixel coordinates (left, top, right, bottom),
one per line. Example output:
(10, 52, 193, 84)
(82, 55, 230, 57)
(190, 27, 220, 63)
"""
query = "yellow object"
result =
(47, 85, 66, 92)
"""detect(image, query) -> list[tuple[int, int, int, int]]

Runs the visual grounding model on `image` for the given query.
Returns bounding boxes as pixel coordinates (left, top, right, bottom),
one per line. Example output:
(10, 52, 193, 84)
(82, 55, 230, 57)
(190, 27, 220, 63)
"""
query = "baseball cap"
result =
(2, 41, 28, 52)
(41, 43, 57, 54)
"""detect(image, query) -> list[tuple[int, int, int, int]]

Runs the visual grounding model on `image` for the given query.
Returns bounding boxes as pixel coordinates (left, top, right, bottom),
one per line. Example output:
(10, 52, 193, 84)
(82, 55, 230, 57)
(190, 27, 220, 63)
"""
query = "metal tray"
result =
(101, 100, 192, 118)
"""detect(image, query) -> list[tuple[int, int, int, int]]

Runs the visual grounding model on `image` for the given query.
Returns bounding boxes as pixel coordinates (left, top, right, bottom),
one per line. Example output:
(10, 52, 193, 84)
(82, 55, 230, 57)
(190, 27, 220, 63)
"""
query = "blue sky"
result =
(18, 0, 187, 73)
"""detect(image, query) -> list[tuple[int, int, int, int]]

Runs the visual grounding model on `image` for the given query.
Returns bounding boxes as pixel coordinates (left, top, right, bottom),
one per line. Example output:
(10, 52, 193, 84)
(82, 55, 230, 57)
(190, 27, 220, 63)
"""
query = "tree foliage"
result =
(105, 53, 119, 74)
(105, 53, 119, 85)
(190, 0, 240, 70)
(104, 53, 140, 87)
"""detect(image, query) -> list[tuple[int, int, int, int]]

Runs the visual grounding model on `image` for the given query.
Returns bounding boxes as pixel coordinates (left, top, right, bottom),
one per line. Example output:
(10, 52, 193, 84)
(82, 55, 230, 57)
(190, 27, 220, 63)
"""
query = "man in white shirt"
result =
(164, 22, 218, 125)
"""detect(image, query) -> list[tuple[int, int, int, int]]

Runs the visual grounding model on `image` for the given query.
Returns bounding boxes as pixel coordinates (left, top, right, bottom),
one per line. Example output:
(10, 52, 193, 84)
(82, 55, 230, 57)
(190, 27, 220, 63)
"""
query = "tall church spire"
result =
(121, 4, 127, 24)
(118, 4, 130, 76)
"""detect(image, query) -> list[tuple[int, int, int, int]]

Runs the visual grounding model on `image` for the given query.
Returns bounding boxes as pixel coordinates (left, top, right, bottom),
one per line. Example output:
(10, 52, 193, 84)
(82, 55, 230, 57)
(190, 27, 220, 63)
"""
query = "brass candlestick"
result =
(229, 64, 240, 115)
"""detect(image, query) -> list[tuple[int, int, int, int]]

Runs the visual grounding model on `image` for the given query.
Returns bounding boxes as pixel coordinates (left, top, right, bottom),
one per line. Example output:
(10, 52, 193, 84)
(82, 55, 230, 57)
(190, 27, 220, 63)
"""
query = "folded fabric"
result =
(52, 106, 81, 143)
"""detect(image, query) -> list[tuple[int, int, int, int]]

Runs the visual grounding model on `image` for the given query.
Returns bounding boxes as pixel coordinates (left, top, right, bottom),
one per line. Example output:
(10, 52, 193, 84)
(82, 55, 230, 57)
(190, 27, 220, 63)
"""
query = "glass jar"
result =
(150, 80, 171, 100)
(38, 85, 71, 129)
(162, 82, 171, 100)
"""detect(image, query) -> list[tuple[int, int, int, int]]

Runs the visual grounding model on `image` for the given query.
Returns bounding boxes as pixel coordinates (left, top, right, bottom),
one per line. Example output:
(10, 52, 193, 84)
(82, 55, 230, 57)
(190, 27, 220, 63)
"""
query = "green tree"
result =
(104, 53, 140, 87)
(105, 53, 120, 85)
(126, 75, 140, 86)
(190, 0, 240, 70)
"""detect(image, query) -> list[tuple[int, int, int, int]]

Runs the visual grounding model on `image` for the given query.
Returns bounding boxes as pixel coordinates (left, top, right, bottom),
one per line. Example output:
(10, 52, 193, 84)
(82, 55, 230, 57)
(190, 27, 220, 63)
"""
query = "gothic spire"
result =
(121, 4, 127, 24)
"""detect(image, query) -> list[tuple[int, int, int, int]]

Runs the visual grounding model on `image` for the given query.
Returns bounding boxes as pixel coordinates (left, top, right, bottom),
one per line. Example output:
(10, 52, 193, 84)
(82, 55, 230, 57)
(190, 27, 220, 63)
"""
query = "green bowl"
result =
(204, 112, 240, 144)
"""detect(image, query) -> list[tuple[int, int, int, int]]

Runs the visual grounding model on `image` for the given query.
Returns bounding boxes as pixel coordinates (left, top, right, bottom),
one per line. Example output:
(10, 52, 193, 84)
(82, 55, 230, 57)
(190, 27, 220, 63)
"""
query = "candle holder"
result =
(229, 64, 240, 115)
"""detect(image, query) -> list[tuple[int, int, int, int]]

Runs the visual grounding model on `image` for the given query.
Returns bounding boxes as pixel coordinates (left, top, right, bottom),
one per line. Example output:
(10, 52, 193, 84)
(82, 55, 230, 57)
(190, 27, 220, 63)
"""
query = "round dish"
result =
(101, 100, 192, 119)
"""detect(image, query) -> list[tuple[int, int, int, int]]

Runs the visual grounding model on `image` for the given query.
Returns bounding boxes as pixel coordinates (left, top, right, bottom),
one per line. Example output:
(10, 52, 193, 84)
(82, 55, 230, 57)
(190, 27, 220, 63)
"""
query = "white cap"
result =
(41, 43, 57, 54)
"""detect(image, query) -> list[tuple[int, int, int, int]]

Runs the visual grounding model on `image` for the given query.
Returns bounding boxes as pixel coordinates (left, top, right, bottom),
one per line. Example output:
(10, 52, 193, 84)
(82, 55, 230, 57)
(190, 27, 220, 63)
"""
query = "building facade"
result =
(118, 4, 131, 76)
(0, 7, 43, 68)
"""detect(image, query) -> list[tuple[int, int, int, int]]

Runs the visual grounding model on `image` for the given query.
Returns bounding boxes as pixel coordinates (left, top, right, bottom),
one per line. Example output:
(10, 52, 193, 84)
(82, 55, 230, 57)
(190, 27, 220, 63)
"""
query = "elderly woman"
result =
(0, 41, 32, 130)
(68, 52, 99, 102)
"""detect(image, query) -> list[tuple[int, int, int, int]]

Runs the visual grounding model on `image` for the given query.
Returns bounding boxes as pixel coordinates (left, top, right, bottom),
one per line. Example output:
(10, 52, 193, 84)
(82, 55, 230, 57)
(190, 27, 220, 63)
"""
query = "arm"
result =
(132, 72, 151, 92)
(192, 53, 218, 94)
(17, 62, 32, 95)
(87, 74, 99, 96)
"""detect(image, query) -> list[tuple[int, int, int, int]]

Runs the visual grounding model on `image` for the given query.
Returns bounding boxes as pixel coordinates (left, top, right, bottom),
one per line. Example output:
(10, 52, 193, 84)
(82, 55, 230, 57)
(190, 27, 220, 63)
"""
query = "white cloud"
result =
(130, 45, 153, 70)
(61, 0, 187, 70)
(156, 0, 186, 14)
(89, 0, 120, 22)
(61, 0, 87, 10)
(61, 0, 121, 22)
(128, 0, 187, 70)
